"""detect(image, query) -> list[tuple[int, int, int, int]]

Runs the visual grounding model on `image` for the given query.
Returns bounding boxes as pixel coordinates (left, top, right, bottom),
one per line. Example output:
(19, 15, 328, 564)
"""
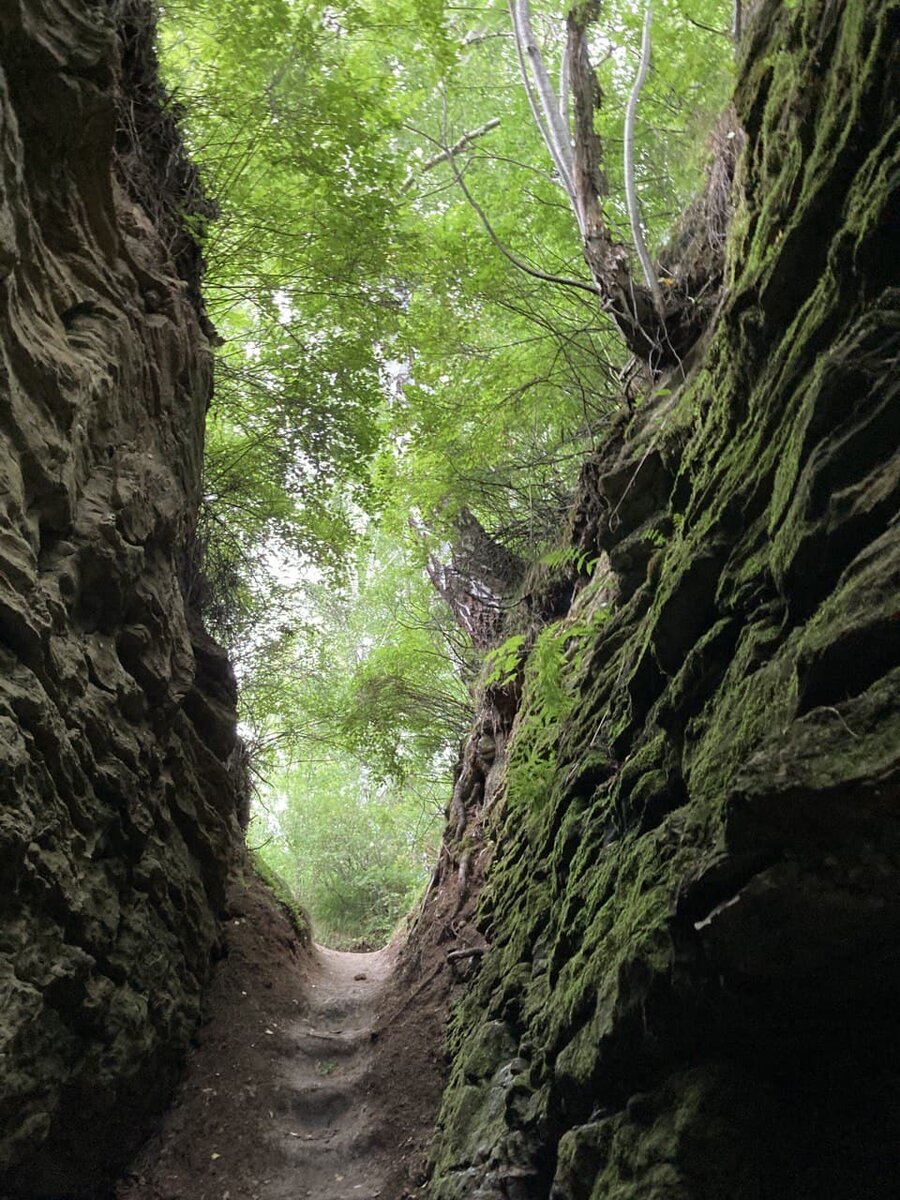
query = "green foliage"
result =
(161, 0, 418, 638)
(250, 851, 312, 944)
(529, 623, 577, 722)
(644, 526, 667, 550)
(241, 535, 470, 945)
(540, 545, 601, 575)
(252, 760, 437, 948)
(157, 0, 737, 940)
(239, 533, 472, 785)
(504, 622, 575, 811)
(505, 603, 610, 810)
(484, 634, 527, 689)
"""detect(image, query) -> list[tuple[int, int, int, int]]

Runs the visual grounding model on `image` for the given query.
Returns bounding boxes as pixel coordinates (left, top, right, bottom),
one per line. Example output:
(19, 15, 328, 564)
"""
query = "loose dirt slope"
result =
(118, 876, 447, 1200)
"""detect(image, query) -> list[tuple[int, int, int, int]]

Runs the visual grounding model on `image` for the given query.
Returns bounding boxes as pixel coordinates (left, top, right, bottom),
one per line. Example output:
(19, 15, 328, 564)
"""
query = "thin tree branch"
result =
(683, 13, 729, 37)
(507, 0, 557, 189)
(447, 152, 600, 296)
(462, 29, 513, 46)
(403, 122, 599, 297)
(402, 118, 501, 192)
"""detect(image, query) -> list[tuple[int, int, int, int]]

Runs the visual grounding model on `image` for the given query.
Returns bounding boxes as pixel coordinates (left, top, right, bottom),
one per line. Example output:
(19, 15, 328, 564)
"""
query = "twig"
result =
(462, 30, 513, 47)
(821, 706, 861, 740)
(683, 14, 729, 37)
(510, 0, 578, 209)
(402, 118, 501, 192)
(442, 138, 600, 297)
(508, 1, 555, 187)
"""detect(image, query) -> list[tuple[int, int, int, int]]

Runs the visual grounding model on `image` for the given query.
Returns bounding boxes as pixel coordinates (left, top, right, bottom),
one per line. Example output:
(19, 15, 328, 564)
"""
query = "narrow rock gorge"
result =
(0, 1, 898, 1199)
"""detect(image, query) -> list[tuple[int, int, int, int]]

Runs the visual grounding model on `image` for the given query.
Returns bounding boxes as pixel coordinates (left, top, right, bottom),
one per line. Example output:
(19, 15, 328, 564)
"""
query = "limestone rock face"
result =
(0, 2, 242, 1193)
(426, 2, 900, 1197)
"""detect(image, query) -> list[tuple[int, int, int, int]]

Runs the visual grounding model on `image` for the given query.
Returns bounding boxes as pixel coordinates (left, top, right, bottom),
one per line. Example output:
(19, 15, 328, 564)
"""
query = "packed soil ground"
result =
(117, 873, 451, 1200)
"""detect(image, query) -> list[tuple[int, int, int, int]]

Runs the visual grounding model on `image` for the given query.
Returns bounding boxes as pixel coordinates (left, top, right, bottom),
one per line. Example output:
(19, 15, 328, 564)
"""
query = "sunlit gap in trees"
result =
(159, 0, 735, 946)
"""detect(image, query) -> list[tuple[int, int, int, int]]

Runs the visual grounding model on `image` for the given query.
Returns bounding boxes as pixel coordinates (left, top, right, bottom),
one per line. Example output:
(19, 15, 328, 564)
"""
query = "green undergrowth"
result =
(249, 852, 312, 947)
(488, 568, 616, 818)
(252, 766, 437, 951)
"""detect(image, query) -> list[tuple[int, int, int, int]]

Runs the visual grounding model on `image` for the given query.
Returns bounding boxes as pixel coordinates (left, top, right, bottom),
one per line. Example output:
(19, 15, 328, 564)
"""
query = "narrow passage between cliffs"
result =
(118, 879, 446, 1200)
(271, 943, 394, 1200)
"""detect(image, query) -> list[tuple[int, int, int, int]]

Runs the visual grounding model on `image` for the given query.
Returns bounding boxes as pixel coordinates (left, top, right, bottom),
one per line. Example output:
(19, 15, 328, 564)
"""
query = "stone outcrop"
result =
(425, 1, 900, 1196)
(0, 2, 242, 1194)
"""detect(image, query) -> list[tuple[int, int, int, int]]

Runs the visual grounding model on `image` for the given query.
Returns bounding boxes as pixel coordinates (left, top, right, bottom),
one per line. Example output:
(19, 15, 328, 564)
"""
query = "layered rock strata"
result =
(426, 1, 900, 1196)
(0, 3, 242, 1193)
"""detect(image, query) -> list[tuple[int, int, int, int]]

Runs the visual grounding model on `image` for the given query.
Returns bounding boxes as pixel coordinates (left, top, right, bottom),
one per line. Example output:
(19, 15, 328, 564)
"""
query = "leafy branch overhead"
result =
(159, 0, 739, 941)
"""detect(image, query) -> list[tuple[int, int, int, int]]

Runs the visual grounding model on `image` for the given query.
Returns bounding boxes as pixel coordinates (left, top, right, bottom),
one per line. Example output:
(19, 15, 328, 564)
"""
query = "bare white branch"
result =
(624, 0, 664, 315)
(508, 2, 555, 173)
(559, 38, 570, 134)
(509, 0, 579, 220)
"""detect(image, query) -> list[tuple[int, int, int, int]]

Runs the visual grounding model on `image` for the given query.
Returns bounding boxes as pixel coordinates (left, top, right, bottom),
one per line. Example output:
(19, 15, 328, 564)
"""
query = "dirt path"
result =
(275, 944, 394, 1199)
(118, 876, 447, 1200)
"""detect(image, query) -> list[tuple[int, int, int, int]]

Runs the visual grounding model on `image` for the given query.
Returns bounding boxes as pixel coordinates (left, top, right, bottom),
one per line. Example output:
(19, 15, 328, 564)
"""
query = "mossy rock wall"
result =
(427, 2, 900, 1196)
(0, 3, 243, 1194)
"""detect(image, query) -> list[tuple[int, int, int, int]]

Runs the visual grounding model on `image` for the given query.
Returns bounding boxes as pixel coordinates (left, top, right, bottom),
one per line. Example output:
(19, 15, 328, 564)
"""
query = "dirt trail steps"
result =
(118, 878, 447, 1200)
(274, 946, 394, 1199)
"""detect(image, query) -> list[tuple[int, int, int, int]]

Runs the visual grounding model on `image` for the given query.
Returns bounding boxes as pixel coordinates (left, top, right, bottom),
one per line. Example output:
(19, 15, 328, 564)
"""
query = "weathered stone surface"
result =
(426, 2, 900, 1196)
(0, 2, 242, 1194)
